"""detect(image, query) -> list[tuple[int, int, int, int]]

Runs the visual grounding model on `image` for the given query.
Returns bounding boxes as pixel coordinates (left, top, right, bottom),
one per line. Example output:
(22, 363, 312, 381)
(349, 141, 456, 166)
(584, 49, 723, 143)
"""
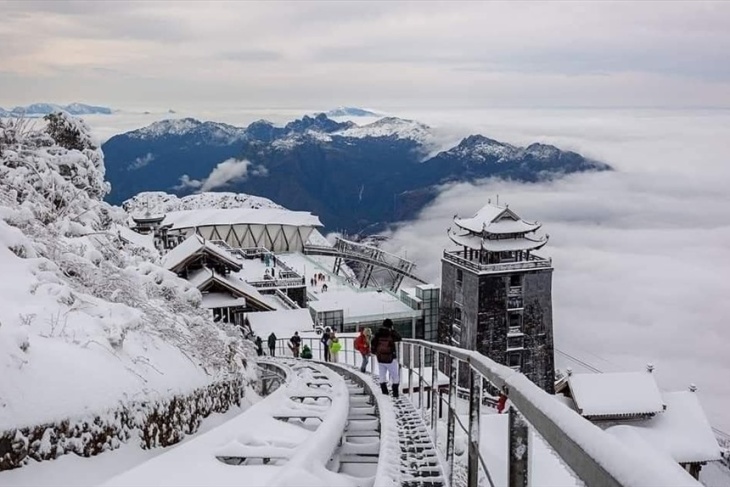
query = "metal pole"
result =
(408, 343, 414, 402)
(509, 407, 529, 487)
(431, 350, 439, 440)
(419, 344, 425, 413)
(468, 364, 482, 487)
(446, 354, 458, 484)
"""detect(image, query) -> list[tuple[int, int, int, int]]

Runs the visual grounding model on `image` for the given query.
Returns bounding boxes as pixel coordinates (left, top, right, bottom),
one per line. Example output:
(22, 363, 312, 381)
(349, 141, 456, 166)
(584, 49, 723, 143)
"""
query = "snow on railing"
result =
(443, 250, 552, 274)
(400, 339, 701, 487)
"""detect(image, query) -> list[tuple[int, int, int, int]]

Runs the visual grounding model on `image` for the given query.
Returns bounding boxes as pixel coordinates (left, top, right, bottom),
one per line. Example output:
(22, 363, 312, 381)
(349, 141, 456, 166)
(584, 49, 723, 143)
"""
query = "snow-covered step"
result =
(341, 440, 380, 455)
(349, 405, 376, 415)
(390, 396, 446, 487)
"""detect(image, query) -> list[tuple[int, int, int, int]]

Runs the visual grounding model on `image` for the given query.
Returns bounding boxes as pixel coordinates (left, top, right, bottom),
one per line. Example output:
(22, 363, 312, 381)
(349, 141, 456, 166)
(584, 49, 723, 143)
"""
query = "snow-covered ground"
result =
(0, 400, 257, 487)
(0, 114, 254, 471)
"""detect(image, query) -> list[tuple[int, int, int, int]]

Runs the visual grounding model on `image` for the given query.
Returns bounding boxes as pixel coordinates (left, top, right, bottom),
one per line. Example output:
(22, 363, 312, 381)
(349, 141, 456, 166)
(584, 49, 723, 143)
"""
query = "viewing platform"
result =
(443, 249, 552, 274)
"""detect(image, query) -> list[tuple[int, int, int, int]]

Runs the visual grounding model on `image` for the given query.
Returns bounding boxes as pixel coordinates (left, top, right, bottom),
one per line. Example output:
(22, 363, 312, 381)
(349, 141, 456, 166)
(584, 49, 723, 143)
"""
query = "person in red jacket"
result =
(354, 327, 372, 373)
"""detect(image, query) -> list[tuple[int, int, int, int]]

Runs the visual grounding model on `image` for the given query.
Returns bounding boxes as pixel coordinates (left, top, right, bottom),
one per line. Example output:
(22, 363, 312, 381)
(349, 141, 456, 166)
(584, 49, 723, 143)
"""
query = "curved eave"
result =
(485, 219, 542, 235)
(449, 229, 548, 252)
(454, 216, 542, 236)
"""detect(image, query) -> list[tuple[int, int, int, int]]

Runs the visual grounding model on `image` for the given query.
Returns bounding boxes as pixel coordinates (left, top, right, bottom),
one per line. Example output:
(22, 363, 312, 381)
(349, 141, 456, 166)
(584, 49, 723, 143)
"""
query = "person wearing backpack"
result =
(371, 319, 402, 398)
(321, 327, 332, 362)
(354, 327, 372, 373)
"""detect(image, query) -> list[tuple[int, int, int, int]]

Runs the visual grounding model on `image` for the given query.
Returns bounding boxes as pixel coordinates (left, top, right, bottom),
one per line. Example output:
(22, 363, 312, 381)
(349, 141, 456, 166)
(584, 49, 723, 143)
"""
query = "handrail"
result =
(443, 250, 552, 274)
(402, 339, 700, 487)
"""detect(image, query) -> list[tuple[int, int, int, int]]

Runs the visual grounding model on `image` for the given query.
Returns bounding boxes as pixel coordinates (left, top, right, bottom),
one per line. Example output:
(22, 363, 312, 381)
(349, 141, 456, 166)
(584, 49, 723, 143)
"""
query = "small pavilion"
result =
(448, 202, 548, 265)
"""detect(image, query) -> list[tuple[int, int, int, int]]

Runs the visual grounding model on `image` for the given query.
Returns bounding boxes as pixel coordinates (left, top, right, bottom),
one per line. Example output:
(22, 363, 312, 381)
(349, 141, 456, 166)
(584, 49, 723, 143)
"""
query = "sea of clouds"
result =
(85, 107, 730, 431)
(381, 108, 730, 432)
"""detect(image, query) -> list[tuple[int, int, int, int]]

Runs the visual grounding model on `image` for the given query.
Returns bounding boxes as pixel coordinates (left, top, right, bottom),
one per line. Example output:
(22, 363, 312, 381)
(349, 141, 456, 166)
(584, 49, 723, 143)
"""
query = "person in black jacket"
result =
(371, 318, 402, 398)
(289, 332, 302, 358)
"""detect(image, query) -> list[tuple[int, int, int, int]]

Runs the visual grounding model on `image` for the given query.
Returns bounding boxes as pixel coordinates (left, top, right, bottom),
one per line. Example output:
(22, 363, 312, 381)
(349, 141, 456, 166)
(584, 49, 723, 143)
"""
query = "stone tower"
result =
(440, 202, 555, 393)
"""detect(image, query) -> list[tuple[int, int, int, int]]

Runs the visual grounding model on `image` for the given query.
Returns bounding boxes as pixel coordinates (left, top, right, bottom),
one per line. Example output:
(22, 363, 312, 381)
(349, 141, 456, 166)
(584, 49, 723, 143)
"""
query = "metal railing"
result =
(443, 250, 552, 274)
(399, 339, 700, 487)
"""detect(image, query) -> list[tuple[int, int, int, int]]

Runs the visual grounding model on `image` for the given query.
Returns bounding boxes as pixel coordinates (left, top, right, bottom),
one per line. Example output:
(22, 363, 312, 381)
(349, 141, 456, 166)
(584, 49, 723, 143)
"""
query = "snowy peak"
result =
(0, 102, 113, 116)
(129, 118, 247, 143)
(335, 116, 432, 142)
(284, 113, 354, 134)
(520, 142, 564, 160)
(123, 191, 284, 215)
(324, 106, 380, 117)
(448, 135, 518, 162)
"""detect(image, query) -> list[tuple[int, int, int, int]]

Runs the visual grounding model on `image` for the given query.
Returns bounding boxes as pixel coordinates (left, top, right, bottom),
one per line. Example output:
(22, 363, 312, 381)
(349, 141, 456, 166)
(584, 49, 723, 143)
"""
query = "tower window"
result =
(509, 274, 522, 287)
(454, 306, 462, 323)
(456, 269, 463, 287)
(507, 351, 522, 368)
(508, 312, 522, 331)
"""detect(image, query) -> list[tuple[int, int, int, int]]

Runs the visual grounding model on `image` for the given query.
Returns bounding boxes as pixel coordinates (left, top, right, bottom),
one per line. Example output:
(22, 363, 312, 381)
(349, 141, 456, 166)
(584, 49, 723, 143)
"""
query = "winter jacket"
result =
(267, 333, 277, 348)
(330, 337, 342, 354)
(371, 327, 401, 364)
(354, 333, 370, 355)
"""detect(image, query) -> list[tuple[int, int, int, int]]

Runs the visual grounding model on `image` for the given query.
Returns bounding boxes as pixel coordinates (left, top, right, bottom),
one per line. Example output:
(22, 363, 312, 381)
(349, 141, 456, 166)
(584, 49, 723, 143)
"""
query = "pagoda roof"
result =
(454, 203, 541, 235)
(448, 228, 548, 252)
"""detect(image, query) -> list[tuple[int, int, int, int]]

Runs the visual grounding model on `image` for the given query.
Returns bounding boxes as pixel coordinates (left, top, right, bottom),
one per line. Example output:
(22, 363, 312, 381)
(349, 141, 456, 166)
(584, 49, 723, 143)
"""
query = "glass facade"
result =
(415, 285, 439, 342)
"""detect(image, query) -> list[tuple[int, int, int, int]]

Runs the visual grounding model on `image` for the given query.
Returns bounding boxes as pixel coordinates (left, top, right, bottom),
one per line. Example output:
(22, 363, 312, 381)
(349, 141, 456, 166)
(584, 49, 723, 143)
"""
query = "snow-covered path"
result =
(100, 360, 375, 487)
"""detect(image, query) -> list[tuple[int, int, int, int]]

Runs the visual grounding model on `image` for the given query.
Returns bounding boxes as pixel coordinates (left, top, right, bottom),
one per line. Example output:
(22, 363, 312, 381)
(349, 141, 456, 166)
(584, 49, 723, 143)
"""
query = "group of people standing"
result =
(254, 333, 280, 357)
(359, 319, 402, 398)
(253, 318, 403, 399)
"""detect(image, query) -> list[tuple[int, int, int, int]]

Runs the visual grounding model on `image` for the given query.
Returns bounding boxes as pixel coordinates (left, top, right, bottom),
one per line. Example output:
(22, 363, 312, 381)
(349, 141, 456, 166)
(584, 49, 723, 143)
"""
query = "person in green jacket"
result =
(329, 331, 342, 363)
(301, 344, 313, 359)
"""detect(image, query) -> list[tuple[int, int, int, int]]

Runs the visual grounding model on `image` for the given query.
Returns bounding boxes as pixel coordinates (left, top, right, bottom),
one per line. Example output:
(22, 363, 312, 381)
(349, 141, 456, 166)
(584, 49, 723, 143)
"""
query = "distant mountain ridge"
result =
(324, 106, 380, 117)
(102, 113, 611, 233)
(0, 103, 113, 116)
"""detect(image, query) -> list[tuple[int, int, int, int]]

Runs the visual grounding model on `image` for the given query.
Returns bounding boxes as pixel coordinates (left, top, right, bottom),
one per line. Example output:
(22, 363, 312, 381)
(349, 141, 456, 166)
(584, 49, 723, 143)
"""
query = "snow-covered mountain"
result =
(128, 118, 248, 143)
(123, 191, 284, 215)
(103, 113, 611, 233)
(324, 106, 380, 117)
(0, 102, 113, 116)
(0, 114, 252, 432)
(334, 116, 432, 144)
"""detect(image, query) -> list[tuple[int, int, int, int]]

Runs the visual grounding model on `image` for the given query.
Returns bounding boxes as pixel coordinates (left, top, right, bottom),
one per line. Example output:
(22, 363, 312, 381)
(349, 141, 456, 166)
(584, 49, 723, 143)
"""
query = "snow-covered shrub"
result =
(0, 113, 255, 468)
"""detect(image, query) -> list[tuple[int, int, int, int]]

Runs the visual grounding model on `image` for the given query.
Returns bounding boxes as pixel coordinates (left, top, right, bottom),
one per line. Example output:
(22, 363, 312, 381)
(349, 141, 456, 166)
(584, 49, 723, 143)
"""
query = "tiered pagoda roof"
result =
(448, 202, 548, 253)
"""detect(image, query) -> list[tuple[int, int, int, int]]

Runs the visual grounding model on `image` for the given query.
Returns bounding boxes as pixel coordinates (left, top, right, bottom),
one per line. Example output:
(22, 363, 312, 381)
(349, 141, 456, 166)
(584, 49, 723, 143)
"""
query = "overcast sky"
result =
(1, 1, 730, 110)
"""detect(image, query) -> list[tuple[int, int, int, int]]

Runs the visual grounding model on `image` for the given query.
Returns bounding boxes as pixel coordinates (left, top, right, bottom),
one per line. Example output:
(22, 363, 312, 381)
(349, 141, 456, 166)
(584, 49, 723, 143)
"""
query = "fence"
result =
(265, 337, 699, 487)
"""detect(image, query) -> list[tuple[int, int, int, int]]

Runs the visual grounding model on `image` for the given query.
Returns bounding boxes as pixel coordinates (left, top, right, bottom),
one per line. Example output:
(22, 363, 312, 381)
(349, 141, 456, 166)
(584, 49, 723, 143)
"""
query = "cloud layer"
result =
(1, 2, 729, 110)
(381, 108, 730, 431)
(175, 158, 265, 192)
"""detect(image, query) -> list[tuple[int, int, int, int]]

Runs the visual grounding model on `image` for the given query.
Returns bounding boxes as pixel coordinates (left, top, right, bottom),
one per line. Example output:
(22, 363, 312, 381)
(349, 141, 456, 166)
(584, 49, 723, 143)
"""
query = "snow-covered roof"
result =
(454, 203, 541, 235)
(187, 268, 274, 311)
(309, 289, 420, 323)
(247, 309, 315, 338)
(112, 224, 156, 252)
(608, 391, 721, 464)
(162, 234, 241, 273)
(448, 229, 548, 252)
(200, 293, 246, 309)
(568, 372, 665, 418)
(163, 208, 322, 230)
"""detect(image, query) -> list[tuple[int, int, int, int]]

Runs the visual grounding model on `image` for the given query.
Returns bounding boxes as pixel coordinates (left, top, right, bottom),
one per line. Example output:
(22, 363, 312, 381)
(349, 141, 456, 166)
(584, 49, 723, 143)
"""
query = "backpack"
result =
(375, 333, 395, 363)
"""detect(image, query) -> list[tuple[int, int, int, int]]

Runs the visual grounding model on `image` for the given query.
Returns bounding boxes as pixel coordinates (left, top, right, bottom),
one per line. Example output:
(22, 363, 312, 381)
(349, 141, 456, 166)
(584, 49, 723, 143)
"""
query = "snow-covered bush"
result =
(0, 113, 255, 460)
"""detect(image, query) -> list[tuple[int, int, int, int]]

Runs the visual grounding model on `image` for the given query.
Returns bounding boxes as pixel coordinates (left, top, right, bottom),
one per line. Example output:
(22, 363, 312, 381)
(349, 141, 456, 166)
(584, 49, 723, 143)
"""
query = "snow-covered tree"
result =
(0, 114, 255, 435)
